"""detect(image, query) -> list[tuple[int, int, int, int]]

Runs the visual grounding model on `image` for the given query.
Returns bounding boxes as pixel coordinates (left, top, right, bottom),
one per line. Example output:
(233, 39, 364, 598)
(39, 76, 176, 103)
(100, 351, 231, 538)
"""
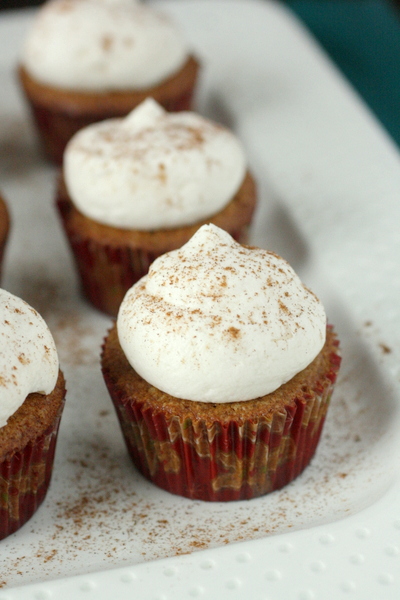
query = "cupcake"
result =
(0, 288, 66, 539)
(18, 0, 200, 164)
(101, 224, 341, 502)
(57, 98, 257, 316)
(0, 194, 10, 282)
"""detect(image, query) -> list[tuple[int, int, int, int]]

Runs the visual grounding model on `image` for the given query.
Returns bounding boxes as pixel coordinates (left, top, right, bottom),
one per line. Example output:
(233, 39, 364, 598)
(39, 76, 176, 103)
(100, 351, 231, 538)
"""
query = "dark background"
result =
(1, 1, 42, 6)
(2, 0, 400, 147)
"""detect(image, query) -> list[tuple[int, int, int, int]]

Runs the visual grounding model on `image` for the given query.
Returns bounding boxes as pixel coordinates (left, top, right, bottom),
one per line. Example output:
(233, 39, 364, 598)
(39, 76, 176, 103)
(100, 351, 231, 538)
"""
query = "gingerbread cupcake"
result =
(56, 98, 257, 316)
(0, 288, 66, 539)
(101, 224, 341, 502)
(0, 194, 10, 283)
(18, 0, 200, 164)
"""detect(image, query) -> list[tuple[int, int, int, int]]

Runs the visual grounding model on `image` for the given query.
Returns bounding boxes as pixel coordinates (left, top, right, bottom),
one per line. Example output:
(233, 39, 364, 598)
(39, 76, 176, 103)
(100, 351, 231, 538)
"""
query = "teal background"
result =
(286, 0, 400, 146)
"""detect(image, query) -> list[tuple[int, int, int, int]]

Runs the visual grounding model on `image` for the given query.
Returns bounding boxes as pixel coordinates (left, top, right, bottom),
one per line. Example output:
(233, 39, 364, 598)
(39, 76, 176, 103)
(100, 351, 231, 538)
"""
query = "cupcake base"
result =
(101, 325, 341, 502)
(0, 193, 10, 283)
(0, 371, 66, 539)
(56, 171, 258, 317)
(18, 56, 200, 165)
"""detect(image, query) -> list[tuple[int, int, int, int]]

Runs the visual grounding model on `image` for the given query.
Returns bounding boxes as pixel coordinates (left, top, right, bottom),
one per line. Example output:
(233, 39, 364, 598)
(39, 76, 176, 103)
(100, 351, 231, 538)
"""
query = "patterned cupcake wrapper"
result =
(0, 401, 65, 540)
(25, 87, 196, 165)
(0, 201, 10, 284)
(0, 237, 8, 283)
(57, 199, 250, 317)
(106, 338, 341, 501)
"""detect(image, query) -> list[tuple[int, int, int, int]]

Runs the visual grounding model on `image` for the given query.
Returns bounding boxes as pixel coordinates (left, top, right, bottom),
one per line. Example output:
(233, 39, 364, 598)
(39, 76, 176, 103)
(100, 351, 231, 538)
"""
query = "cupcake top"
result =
(20, 0, 189, 91)
(64, 98, 247, 230)
(0, 289, 59, 428)
(117, 224, 327, 403)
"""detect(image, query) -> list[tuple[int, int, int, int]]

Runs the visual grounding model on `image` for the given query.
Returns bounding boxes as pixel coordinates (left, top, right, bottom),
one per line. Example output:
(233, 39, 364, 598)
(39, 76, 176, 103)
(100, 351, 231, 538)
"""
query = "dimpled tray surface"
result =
(0, 1, 400, 598)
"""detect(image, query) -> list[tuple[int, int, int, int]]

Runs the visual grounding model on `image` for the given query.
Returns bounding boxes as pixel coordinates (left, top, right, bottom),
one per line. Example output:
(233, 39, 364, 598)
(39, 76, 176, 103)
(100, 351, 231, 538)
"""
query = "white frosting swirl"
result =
(117, 224, 327, 403)
(64, 99, 247, 230)
(0, 289, 59, 429)
(21, 0, 188, 91)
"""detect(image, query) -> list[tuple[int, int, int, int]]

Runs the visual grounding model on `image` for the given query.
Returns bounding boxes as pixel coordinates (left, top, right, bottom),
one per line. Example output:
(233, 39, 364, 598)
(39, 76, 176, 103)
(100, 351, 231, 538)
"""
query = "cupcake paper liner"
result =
(103, 327, 341, 501)
(0, 398, 65, 540)
(0, 195, 10, 283)
(57, 195, 251, 316)
(0, 238, 8, 282)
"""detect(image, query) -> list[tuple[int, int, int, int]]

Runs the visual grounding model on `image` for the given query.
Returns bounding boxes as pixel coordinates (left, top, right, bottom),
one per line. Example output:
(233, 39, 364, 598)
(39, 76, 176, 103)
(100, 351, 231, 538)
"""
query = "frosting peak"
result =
(64, 99, 247, 230)
(21, 0, 188, 91)
(117, 224, 327, 403)
(0, 289, 59, 428)
(122, 97, 165, 132)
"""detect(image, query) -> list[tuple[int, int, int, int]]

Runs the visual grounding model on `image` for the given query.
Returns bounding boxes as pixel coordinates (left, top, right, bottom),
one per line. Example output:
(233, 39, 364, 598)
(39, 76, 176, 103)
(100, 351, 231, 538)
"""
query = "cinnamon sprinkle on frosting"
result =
(117, 224, 326, 402)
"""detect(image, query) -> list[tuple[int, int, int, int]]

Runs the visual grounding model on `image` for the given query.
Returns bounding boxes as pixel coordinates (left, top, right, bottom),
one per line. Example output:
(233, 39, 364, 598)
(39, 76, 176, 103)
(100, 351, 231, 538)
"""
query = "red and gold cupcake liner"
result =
(0, 399, 65, 540)
(62, 235, 162, 317)
(103, 327, 341, 501)
(57, 197, 251, 317)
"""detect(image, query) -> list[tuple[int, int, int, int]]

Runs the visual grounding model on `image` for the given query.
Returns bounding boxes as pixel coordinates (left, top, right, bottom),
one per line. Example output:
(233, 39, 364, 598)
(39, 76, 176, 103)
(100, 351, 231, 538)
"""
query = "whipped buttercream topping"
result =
(64, 99, 247, 230)
(0, 289, 59, 429)
(21, 0, 188, 91)
(117, 224, 327, 403)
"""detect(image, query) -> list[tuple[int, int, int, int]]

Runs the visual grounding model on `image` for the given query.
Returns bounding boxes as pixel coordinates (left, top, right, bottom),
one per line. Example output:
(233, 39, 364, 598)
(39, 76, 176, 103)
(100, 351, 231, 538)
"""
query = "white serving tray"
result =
(0, 1, 400, 598)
